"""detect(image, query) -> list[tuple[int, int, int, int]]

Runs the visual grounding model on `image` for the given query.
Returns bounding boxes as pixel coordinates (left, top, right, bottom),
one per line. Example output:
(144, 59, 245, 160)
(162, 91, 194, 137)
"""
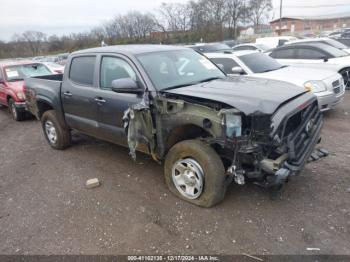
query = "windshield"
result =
(4, 63, 52, 81)
(239, 52, 283, 73)
(137, 49, 225, 90)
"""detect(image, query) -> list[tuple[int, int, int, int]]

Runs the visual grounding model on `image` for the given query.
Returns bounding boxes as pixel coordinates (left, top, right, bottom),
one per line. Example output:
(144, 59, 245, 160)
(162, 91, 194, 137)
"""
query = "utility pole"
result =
(279, 0, 283, 36)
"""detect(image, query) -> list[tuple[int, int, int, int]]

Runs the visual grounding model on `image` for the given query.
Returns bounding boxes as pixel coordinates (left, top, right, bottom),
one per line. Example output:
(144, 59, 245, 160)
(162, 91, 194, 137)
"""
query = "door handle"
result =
(63, 91, 72, 97)
(94, 97, 106, 103)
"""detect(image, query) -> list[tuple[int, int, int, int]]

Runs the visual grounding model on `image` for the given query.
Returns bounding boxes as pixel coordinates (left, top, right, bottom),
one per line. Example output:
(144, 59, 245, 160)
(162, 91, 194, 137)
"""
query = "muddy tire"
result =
(41, 110, 71, 150)
(8, 98, 25, 121)
(164, 139, 227, 207)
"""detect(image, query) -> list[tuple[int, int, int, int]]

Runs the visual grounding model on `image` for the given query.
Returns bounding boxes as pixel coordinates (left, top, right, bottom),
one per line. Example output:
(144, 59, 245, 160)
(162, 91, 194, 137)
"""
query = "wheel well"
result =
(37, 100, 53, 119)
(165, 124, 211, 153)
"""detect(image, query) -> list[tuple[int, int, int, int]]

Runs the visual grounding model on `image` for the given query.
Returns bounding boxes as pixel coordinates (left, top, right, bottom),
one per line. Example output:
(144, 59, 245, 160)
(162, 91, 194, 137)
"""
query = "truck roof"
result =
(73, 44, 188, 56)
(0, 60, 36, 67)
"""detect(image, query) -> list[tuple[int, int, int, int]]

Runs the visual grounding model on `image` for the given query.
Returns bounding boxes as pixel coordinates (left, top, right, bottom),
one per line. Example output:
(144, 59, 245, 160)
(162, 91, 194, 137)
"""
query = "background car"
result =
(207, 51, 345, 112)
(0, 60, 52, 120)
(189, 43, 232, 53)
(285, 37, 350, 54)
(42, 62, 65, 74)
(255, 36, 298, 49)
(268, 42, 350, 89)
(232, 43, 270, 52)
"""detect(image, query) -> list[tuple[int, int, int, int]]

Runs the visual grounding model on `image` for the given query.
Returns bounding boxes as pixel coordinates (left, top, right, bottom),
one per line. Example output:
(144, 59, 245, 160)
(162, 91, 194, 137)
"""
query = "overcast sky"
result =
(0, 0, 350, 41)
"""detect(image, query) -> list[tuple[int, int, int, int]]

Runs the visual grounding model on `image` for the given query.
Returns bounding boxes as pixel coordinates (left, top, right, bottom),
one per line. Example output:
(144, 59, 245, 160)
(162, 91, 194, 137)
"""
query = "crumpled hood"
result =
(256, 66, 337, 86)
(164, 76, 307, 115)
(5, 80, 25, 92)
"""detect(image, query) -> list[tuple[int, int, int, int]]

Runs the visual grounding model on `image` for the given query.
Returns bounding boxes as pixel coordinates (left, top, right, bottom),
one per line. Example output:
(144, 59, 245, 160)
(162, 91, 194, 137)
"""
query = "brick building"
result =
(270, 13, 350, 34)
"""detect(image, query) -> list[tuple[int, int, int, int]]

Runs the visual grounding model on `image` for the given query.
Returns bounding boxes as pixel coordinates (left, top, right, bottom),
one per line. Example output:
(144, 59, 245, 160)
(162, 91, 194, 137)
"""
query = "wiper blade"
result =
(161, 77, 222, 91)
(197, 77, 223, 83)
(161, 83, 194, 91)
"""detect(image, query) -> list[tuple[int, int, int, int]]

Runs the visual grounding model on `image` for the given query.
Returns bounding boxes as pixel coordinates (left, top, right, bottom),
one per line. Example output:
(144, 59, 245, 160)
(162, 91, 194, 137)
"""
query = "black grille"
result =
(332, 80, 342, 94)
(278, 101, 322, 165)
(332, 80, 340, 87)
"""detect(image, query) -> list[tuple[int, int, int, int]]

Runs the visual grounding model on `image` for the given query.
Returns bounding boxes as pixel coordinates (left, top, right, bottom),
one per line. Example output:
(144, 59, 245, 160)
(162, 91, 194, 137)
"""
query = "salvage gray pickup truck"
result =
(25, 45, 323, 207)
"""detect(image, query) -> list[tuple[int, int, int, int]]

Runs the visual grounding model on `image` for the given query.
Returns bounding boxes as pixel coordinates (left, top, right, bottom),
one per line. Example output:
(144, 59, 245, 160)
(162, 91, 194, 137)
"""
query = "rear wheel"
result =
(8, 98, 25, 121)
(164, 139, 228, 207)
(339, 67, 350, 90)
(41, 110, 71, 149)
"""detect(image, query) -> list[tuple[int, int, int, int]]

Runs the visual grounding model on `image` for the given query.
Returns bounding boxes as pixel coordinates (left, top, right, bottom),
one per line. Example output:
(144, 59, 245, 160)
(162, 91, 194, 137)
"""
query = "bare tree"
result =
(226, 0, 245, 38)
(248, 0, 272, 26)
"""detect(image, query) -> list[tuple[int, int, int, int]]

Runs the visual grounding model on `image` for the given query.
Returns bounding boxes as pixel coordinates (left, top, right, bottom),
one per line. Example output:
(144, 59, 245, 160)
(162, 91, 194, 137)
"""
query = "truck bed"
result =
(24, 74, 63, 119)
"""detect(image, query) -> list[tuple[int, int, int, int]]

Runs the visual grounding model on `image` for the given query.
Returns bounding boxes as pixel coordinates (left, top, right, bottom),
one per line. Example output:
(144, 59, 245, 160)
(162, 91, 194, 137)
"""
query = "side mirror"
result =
(111, 78, 143, 94)
(321, 56, 329, 62)
(231, 66, 244, 75)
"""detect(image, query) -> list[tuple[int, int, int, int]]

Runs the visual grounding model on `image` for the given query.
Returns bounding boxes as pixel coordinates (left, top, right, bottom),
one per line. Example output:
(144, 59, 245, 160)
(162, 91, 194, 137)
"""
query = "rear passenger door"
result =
(294, 48, 328, 64)
(95, 55, 144, 144)
(61, 55, 100, 136)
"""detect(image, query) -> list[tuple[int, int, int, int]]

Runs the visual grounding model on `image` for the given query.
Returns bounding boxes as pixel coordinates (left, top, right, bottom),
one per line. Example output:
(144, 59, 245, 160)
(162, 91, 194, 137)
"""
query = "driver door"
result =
(95, 55, 144, 145)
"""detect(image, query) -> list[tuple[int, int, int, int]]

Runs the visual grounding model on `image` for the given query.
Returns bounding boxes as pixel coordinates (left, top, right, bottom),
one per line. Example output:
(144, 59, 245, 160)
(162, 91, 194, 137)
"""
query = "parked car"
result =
(255, 36, 298, 49)
(285, 37, 350, 54)
(232, 43, 270, 52)
(207, 51, 345, 111)
(0, 60, 52, 120)
(189, 43, 232, 53)
(57, 53, 70, 65)
(223, 40, 240, 48)
(268, 42, 350, 89)
(25, 45, 323, 207)
(37, 56, 59, 63)
(42, 62, 65, 74)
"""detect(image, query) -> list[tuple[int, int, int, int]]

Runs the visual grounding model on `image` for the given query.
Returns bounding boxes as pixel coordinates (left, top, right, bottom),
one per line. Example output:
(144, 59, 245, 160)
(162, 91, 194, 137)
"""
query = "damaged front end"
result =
(223, 92, 324, 190)
(123, 90, 324, 192)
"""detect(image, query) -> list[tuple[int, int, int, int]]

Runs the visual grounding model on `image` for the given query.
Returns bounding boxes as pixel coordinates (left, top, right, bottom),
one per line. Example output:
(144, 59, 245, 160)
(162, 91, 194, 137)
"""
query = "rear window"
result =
(69, 56, 96, 86)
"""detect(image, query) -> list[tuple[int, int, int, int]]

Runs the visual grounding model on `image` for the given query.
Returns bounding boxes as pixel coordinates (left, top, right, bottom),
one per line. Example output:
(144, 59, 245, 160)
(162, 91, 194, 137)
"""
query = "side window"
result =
(100, 57, 137, 89)
(270, 48, 295, 59)
(210, 58, 240, 74)
(69, 56, 96, 86)
(296, 48, 326, 59)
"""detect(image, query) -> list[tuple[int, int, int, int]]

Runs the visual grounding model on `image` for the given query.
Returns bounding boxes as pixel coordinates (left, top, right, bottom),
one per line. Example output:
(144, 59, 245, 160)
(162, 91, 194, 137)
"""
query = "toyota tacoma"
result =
(25, 45, 323, 207)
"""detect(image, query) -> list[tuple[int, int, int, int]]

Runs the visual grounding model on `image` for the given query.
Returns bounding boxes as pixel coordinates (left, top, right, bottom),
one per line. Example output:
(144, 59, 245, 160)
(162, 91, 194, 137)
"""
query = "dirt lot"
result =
(0, 93, 349, 256)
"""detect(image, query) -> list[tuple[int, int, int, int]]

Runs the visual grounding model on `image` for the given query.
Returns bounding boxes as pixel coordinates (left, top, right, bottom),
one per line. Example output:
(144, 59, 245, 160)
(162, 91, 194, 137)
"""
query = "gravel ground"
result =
(0, 93, 349, 255)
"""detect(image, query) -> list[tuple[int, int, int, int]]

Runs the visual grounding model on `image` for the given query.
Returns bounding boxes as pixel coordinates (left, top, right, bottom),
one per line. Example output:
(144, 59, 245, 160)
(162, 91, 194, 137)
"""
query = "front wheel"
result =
(164, 139, 228, 207)
(41, 110, 71, 149)
(8, 99, 25, 121)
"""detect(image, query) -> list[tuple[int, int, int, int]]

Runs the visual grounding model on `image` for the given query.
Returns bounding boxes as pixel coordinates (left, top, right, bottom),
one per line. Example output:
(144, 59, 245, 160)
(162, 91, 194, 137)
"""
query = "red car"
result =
(0, 60, 52, 120)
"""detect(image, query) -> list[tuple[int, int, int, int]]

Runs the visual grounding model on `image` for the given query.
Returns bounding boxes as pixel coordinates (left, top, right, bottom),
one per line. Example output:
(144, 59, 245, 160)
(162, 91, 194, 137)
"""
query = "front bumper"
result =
(316, 92, 344, 111)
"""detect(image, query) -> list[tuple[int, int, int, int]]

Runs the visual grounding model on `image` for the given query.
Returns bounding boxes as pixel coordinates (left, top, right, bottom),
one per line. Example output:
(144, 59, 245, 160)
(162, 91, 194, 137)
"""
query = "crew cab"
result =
(206, 51, 345, 111)
(25, 45, 323, 207)
(0, 60, 52, 120)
